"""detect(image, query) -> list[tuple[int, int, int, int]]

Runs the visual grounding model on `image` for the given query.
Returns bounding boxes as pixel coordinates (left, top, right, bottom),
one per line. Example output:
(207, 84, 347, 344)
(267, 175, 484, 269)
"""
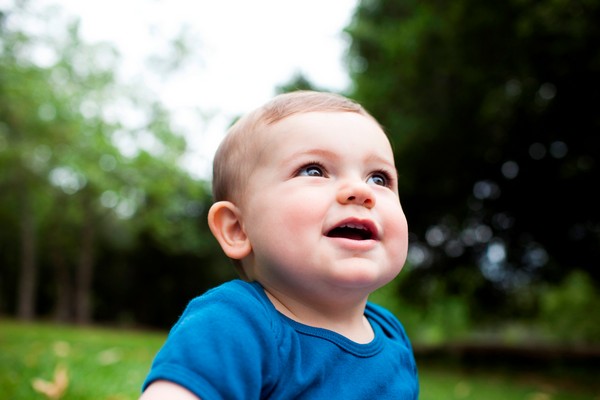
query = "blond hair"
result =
(212, 90, 376, 203)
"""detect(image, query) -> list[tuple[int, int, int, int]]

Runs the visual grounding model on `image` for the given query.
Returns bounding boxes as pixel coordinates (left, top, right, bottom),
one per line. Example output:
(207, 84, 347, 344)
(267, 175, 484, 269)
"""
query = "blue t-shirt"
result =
(142, 280, 419, 399)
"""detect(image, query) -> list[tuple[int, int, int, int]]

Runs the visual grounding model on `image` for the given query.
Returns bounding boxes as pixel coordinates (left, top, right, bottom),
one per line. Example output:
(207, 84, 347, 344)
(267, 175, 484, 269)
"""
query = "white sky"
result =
(25, 0, 359, 179)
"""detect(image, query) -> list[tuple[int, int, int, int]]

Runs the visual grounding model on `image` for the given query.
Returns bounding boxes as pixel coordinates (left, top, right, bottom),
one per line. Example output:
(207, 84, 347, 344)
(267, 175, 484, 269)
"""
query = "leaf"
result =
(31, 364, 69, 400)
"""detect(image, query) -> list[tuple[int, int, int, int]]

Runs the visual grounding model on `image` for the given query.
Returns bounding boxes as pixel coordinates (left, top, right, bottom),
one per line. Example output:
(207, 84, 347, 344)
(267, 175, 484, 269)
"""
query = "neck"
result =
(263, 287, 374, 344)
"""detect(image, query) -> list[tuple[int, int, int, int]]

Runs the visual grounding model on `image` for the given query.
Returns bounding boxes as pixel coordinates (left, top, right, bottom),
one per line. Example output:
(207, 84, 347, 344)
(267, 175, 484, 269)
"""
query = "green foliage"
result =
(538, 270, 600, 343)
(276, 72, 329, 94)
(3, 0, 599, 343)
(371, 271, 471, 344)
(347, 0, 600, 334)
(0, 2, 224, 326)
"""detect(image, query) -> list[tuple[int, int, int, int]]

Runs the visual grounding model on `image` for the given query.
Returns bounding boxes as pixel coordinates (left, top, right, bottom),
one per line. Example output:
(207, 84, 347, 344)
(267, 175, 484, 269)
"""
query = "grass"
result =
(1, 319, 598, 400)
(0, 319, 165, 400)
(418, 363, 598, 400)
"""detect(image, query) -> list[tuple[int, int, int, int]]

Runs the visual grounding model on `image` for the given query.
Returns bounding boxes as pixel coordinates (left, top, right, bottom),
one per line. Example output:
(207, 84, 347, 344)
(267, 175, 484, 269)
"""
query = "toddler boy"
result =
(140, 91, 419, 399)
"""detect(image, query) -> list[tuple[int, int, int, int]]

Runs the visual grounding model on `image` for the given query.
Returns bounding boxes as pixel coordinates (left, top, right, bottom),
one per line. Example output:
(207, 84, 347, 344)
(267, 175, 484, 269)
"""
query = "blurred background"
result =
(1, 0, 599, 398)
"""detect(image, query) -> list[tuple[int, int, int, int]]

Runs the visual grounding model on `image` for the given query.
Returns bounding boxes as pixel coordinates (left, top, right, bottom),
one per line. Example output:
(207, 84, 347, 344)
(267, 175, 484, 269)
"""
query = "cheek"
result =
(280, 188, 327, 221)
(382, 204, 409, 258)
(247, 192, 324, 243)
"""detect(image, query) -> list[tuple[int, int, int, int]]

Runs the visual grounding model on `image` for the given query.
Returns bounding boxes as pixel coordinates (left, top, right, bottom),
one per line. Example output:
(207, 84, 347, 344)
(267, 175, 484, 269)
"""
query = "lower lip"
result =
(327, 237, 378, 251)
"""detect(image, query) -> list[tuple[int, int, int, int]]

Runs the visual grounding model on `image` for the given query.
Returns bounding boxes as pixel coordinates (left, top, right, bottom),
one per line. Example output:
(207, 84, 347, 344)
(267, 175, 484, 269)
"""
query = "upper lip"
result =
(325, 218, 379, 241)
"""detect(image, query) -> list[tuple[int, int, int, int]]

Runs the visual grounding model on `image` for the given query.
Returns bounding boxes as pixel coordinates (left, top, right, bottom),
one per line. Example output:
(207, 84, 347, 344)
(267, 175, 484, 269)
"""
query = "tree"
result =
(0, 2, 223, 326)
(0, 15, 70, 319)
(346, 0, 600, 321)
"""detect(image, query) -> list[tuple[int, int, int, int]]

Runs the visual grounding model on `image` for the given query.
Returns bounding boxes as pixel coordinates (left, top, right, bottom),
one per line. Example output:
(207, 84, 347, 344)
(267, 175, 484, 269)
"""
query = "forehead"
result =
(259, 111, 394, 160)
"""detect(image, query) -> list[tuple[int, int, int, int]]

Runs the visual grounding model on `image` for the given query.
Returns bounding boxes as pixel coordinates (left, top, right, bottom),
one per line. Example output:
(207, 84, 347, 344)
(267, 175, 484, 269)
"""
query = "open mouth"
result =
(326, 222, 376, 241)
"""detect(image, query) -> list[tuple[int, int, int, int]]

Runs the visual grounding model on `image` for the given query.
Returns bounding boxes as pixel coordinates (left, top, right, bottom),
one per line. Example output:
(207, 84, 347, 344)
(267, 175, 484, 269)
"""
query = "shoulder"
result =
(175, 279, 280, 336)
(366, 302, 419, 394)
(364, 301, 400, 325)
(143, 280, 284, 398)
(365, 302, 410, 342)
(185, 279, 271, 313)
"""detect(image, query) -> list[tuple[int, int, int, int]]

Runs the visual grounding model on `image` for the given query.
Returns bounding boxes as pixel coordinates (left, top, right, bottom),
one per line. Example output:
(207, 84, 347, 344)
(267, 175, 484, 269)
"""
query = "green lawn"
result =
(0, 319, 597, 399)
(418, 364, 597, 400)
(0, 319, 165, 400)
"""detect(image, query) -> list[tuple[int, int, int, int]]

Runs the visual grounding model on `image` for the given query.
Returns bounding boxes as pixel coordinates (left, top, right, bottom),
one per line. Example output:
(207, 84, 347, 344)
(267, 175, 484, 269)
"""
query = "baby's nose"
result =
(337, 181, 376, 209)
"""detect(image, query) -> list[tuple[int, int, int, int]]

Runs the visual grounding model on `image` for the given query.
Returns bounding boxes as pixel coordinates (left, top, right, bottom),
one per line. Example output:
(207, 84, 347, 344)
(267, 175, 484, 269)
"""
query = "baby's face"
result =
(240, 111, 408, 304)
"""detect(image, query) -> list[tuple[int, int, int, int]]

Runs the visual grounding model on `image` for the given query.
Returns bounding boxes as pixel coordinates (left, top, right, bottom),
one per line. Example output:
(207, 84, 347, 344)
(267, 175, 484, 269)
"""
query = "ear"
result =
(208, 201, 252, 260)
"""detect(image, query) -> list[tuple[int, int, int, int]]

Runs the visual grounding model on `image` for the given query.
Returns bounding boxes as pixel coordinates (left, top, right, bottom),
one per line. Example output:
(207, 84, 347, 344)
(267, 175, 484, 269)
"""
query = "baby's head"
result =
(212, 91, 379, 205)
(208, 90, 407, 290)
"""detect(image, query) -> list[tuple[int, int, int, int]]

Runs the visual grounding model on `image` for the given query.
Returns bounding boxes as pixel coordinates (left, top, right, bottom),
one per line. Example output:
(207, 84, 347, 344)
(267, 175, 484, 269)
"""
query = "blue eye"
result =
(298, 164, 325, 177)
(367, 171, 390, 187)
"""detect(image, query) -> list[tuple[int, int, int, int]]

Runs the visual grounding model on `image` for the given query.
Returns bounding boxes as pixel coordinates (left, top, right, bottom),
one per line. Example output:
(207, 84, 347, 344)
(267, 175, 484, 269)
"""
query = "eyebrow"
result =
(289, 148, 338, 160)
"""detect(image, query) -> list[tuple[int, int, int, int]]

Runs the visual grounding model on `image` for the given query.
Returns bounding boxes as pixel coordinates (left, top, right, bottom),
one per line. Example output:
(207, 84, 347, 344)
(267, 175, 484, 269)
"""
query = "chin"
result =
(331, 267, 394, 291)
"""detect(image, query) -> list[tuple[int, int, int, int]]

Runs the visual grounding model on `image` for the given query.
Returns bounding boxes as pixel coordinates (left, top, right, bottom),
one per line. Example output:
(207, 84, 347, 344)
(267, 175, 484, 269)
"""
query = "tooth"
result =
(341, 223, 366, 231)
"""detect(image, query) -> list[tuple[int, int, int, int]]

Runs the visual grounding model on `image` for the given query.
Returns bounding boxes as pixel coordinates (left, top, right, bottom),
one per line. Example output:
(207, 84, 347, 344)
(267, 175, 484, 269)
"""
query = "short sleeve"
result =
(142, 283, 281, 399)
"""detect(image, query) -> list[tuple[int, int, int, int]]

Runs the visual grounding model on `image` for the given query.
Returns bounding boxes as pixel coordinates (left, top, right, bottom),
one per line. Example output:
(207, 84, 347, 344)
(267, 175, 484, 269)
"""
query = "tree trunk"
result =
(16, 192, 37, 320)
(52, 249, 72, 323)
(75, 202, 95, 325)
